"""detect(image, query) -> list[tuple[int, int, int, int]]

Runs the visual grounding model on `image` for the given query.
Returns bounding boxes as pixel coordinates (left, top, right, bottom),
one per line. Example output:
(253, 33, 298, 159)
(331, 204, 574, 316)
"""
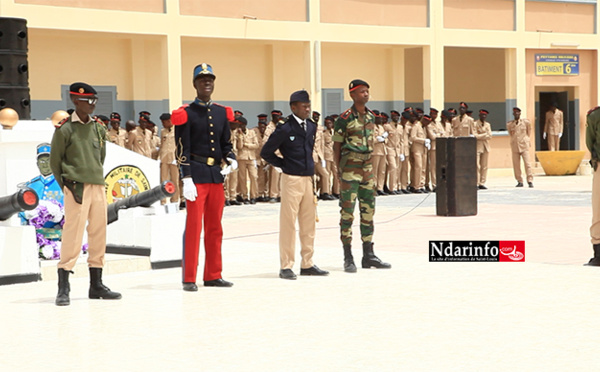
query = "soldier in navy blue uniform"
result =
(172, 63, 237, 291)
(261, 90, 329, 280)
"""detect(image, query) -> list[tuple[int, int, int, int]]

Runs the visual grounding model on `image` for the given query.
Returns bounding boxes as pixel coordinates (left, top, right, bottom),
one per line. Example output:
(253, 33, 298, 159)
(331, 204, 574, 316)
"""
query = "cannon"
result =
(0, 187, 39, 221)
(107, 181, 176, 224)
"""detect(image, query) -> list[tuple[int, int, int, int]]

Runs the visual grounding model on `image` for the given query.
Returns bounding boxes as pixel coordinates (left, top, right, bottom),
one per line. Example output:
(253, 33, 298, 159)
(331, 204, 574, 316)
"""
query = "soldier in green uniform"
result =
(585, 106, 600, 266)
(333, 79, 391, 273)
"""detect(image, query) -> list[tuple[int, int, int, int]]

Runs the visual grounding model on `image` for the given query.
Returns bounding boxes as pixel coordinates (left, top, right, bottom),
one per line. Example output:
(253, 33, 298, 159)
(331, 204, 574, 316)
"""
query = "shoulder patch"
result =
(340, 108, 352, 120)
(171, 104, 189, 126)
(54, 117, 69, 129)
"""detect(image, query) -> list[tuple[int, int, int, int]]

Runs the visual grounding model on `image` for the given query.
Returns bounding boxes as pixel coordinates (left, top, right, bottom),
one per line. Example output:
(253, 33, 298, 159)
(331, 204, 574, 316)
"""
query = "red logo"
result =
(498, 241, 525, 262)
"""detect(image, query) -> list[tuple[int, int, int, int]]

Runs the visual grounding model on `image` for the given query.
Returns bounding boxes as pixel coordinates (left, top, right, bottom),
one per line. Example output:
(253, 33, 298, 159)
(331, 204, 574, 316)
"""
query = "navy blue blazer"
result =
(260, 115, 315, 176)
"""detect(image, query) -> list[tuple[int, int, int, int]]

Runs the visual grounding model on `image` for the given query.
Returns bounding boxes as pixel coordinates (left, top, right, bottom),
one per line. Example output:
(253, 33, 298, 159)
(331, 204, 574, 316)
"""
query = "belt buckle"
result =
(207, 157, 215, 166)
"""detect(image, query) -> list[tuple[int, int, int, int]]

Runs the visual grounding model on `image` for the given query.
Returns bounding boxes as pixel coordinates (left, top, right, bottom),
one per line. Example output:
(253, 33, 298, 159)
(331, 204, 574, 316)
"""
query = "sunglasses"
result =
(77, 97, 98, 105)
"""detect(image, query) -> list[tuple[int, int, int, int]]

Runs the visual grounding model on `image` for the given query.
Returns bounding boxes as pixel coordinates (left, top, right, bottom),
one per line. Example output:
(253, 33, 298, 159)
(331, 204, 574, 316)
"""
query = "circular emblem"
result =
(79, 87, 85, 93)
(104, 165, 151, 204)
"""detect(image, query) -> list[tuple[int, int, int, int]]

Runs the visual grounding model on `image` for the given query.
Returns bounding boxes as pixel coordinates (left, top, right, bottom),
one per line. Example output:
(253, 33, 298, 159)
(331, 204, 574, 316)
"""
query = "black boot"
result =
(361, 242, 392, 269)
(55, 268, 72, 306)
(89, 268, 122, 300)
(343, 245, 357, 273)
(585, 244, 600, 266)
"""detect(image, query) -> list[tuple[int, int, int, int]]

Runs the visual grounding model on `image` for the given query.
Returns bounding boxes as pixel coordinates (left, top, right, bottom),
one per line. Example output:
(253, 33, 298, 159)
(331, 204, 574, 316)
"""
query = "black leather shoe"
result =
(516, 182, 523, 187)
(225, 200, 231, 206)
(300, 265, 329, 276)
(250, 198, 257, 204)
(332, 193, 340, 199)
(401, 189, 410, 194)
(412, 188, 423, 194)
(230, 199, 241, 206)
(276, 197, 281, 202)
(243, 199, 250, 205)
(528, 182, 534, 188)
(279, 269, 297, 280)
(269, 197, 277, 203)
(425, 185, 432, 192)
(182, 282, 198, 292)
(257, 196, 265, 202)
(478, 185, 487, 190)
(344, 259, 357, 273)
(421, 188, 429, 193)
(204, 279, 233, 287)
(376, 190, 385, 196)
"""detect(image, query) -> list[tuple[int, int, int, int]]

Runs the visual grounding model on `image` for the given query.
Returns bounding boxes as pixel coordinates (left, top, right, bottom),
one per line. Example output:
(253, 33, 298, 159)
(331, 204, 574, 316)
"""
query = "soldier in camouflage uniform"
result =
(333, 79, 391, 273)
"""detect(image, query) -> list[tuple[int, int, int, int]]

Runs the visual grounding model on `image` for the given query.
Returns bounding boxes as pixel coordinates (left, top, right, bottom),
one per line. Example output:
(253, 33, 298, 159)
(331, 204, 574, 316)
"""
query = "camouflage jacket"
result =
(332, 105, 375, 154)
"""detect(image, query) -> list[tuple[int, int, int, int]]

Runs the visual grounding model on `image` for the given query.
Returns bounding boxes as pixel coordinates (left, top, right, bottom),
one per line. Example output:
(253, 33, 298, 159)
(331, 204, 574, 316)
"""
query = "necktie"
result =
(301, 121, 306, 131)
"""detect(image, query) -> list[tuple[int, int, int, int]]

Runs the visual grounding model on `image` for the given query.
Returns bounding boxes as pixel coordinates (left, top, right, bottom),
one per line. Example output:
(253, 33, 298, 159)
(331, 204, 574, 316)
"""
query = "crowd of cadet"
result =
(90, 101, 500, 208)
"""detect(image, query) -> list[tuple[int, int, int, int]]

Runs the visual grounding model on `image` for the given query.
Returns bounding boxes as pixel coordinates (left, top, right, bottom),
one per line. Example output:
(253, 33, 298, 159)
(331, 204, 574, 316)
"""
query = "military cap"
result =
(466, 110, 473, 115)
(390, 110, 400, 115)
(159, 113, 171, 120)
(110, 112, 121, 121)
(324, 116, 334, 122)
(422, 114, 432, 121)
(430, 108, 439, 113)
(37, 142, 51, 158)
(513, 107, 521, 112)
(234, 116, 247, 125)
(69, 82, 97, 96)
(372, 109, 380, 116)
(401, 111, 411, 120)
(193, 63, 216, 80)
(257, 113, 268, 118)
(415, 107, 424, 113)
(381, 112, 389, 118)
(271, 109, 282, 115)
(441, 110, 450, 117)
(139, 114, 150, 122)
(404, 107, 413, 113)
(448, 108, 457, 114)
(479, 109, 489, 115)
(349, 79, 369, 92)
(97, 115, 109, 122)
(312, 111, 320, 116)
(234, 110, 244, 116)
(289, 90, 310, 104)
(459, 102, 468, 109)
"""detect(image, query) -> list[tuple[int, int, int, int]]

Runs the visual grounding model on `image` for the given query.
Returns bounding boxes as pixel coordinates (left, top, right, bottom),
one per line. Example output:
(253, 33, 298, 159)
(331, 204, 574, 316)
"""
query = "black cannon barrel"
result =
(107, 181, 176, 224)
(0, 187, 39, 221)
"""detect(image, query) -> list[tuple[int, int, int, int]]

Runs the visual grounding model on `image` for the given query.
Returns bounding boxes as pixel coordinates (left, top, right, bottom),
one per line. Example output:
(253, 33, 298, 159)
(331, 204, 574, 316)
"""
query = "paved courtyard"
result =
(2, 173, 599, 371)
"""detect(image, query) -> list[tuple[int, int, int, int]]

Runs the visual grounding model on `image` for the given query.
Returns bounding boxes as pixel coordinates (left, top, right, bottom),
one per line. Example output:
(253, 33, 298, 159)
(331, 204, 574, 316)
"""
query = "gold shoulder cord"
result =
(176, 137, 189, 166)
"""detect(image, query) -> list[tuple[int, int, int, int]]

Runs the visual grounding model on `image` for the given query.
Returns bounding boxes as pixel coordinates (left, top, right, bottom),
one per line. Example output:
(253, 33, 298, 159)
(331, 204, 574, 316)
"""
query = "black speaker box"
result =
(436, 137, 478, 216)
(0, 17, 28, 52)
(0, 51, 28, 86)
(0, 86, 31, 119)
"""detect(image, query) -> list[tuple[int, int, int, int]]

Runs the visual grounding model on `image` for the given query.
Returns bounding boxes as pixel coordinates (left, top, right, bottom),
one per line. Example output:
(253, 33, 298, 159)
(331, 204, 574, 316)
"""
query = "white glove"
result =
(543, 132, 547, 140)
(264, 163, 270, 172)
(253, 159, 257, 167)
(558, 132, 563, 138)
(171, 160, 177, 165)
(321, 159, 326, 168)
(274, 166, 282, 173)
(382, 131, 389, 139)
(425, 142, 431, 150)
(220, 165, 233, 176)
(399, 154, 405, 162)
(376, 136, 385, 143)
(229, 158, 238, 170)
(469, 134, 475, 138)
(182, 178, 197, 202)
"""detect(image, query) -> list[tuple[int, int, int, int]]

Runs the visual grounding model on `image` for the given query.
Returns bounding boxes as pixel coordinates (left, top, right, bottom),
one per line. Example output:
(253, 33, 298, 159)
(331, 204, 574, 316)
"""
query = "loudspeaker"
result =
(0, 17, 30, 120)
(436, 137, 477, 216)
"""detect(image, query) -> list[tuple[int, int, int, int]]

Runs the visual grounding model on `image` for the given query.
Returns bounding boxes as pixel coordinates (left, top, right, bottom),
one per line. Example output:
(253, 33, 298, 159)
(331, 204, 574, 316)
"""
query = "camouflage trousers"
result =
(339, 155, 376, 246)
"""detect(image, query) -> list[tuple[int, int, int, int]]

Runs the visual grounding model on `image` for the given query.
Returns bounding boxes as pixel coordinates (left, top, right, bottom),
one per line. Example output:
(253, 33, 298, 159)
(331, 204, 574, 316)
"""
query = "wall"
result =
(180, 0, 307, 21)
(444, 0, 514, 31)
(525, 1, 595, 34)
(320, 0, 428, 27)
(15, 0, 164, 12)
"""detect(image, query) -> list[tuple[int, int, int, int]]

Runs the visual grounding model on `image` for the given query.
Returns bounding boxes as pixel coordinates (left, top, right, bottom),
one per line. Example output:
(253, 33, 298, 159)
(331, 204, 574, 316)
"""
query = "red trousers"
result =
(182, 183, 225, 283)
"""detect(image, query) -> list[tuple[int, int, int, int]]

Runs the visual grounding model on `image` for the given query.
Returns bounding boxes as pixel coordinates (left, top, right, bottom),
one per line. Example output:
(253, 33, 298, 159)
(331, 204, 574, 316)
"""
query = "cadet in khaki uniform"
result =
(409, 114, 431, 193)
(507, 107, 534, 188)
(107, 112, 126, 147)
(371, 111, 387, 195)
(127, 114, 152, 157)
(263, 110, 283, 202)
(426, 109, 444, 191)
(543, 102, 564, 151)
(149, 123, 161, 160)
(452, 102, 475, 137)
(333, 79, 390, 273)
(235, 116, 259, 204)
(397, 111, 411, 193)
(314, 123, 333, 200)
(158, 113, 180, 204)
(50, 82, 121, 306)
(382, 112, 400, 195)
(224, 120, 241, 206)
(253, 114, 269, 202)
(474, 109, 492, 190)
(323, 116, 339, 198)
(585, 106, 600, 266)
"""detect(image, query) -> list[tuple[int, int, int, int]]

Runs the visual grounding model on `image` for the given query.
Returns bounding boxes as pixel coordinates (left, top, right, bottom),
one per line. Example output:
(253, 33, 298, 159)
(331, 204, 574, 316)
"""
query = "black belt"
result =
(191, 154, 216, 166)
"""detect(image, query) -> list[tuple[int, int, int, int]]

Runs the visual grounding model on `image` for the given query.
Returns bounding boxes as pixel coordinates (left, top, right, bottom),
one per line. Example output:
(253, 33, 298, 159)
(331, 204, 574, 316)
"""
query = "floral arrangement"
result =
(22, 199, 88, 260)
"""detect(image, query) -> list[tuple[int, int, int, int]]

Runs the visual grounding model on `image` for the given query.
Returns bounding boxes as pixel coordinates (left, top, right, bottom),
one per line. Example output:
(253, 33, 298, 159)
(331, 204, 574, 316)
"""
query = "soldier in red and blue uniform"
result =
(172, 63, 237, 291)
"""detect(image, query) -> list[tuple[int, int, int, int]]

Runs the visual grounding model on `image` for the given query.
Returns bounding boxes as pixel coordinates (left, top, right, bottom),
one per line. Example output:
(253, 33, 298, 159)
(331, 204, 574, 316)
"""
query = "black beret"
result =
(349, 79, 369, 92)
(159, 113, 171, 120)
(390, 110, 400, 115)
(139, 111, 151, 117)
(271, 110, 282, 115)
(235, 116, 248, 125)
(110, 112, 121, 120)
(139, 114, 150, 121)
(372, 109, 380, 116)
(69, 82, 97, 96)
(290, 90, 310, 104)
(460, 102, 468, 109)
(380, 112, 389, 118)
(479, 109, 489, 115)
(257, 113, 268, 118)
(97, 115, 109, 121)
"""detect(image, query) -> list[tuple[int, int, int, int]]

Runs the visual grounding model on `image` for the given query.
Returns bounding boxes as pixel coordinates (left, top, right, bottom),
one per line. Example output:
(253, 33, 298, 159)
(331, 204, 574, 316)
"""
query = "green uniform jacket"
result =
(332, 106, 375, 154)
(50, 115, 107, 190)
(586, 107, 600, 160)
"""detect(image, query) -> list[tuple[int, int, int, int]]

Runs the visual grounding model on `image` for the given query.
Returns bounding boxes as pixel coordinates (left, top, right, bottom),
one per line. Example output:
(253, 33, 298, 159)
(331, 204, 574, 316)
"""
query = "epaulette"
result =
(277, 118, 286, 126)
(54, 117, 69, 129)
(171, 104, 190, 126)
(339, 108, 352, 120)
(587, 106, 600, 116)
(94, 117, 104, 126)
